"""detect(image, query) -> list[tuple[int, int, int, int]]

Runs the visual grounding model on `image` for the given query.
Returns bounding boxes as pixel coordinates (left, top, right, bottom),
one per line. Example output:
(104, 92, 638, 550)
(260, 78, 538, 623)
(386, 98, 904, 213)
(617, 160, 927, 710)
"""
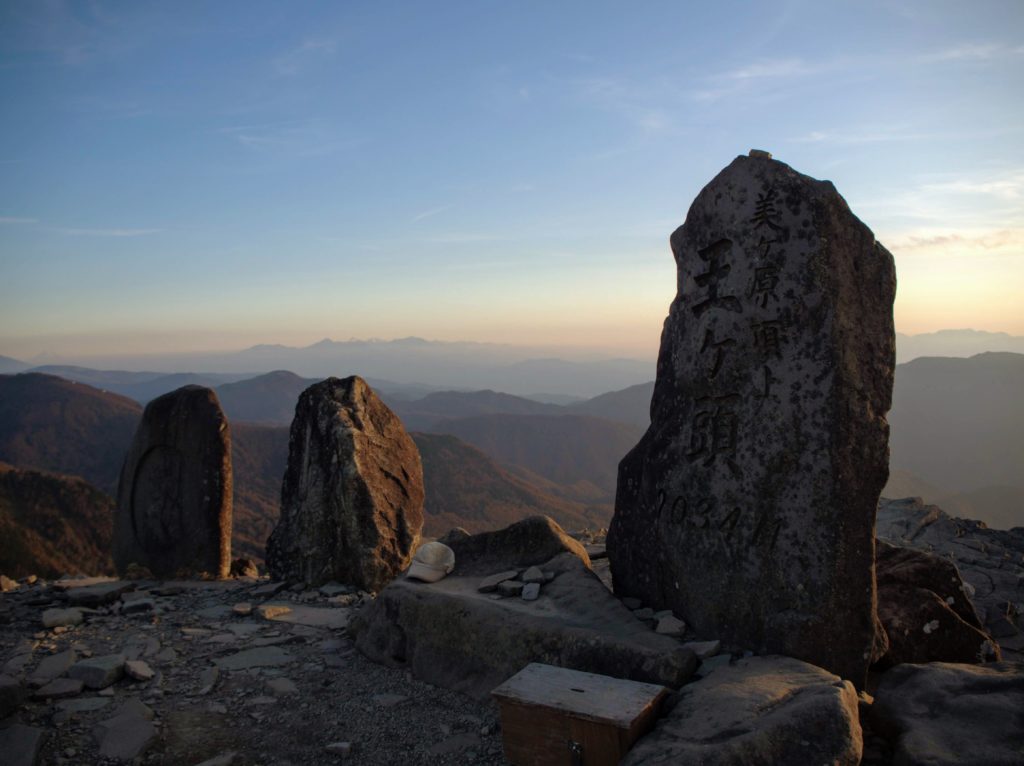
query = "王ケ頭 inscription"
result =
(607, 152, 896, 688)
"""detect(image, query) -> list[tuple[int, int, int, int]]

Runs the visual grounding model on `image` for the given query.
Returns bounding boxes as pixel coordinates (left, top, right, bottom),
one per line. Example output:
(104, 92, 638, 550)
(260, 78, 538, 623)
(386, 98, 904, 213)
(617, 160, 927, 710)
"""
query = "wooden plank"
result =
(491, 663, 667, 728)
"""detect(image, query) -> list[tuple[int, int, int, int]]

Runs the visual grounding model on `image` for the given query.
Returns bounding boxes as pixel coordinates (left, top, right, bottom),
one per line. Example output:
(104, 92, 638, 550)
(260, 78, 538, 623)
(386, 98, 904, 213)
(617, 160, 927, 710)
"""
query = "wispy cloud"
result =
(219, 121, 364, 158)
(0, 217, 36, 224)
(411, 205, 453, 223)
(885, 228, 1024, 258)
(920, 172, 1024, 201)
(58, 227, 162, 237)
(575, 76, 677, 134)
(720, 58, 813, 81)
(919, 42, 1024, 64)
(273, 38, 338, 76)
(791, 125, 929, 145)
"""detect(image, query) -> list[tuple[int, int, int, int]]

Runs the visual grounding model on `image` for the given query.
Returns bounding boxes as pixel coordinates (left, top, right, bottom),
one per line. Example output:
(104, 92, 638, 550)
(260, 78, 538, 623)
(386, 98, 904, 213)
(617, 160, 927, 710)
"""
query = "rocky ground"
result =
(0, 576, 509, 765)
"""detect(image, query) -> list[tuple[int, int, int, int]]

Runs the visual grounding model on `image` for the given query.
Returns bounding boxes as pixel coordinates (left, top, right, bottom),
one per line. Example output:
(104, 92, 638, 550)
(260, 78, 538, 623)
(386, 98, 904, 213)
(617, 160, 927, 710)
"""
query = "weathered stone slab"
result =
(114, 385, 233, 578)
(623, 656, 862, 765)
(31, 677, 84, 699)
(265, 376, 424, 591)
(871, 661, 1024, 766)
(1, 673, 27, 717)
(28, 649, 77, 687)
(0, 724, 44, 766)
(608, 152, 896, 687)
(65, 581, 133, 607)
(262, 604, 350, 630)
(94, 707, 157, 761)
(213, 646, 294, 671)
(353, 550, 696, 700)
(41, 607, 83, 628)
(68, 654, 126, 689)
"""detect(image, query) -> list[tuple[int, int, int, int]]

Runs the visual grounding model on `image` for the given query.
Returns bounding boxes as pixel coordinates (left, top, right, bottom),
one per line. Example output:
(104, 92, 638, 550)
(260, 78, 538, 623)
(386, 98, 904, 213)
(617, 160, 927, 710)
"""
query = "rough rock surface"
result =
(878, 497, 1024, 661)
(608, 153, 896, 687)
(0, 575, 510, 765)
(266, 376, 424, 591)
(871, 661, 1024, 766)
(623, 656, 862, 766)
(875, 539, 998, 666)
(114, 385, 232, 579)
(447, 515, 591, 575)
(353, 518, 695, 699)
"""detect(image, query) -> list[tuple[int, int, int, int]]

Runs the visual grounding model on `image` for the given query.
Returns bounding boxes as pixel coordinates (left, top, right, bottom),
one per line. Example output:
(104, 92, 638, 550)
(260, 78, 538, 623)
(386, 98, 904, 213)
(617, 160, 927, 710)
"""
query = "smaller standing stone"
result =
(521, 583, 540, 601)
(478, 570, 519, 593)
(115, 385, 233, 579)
(68, 654, 126, 689)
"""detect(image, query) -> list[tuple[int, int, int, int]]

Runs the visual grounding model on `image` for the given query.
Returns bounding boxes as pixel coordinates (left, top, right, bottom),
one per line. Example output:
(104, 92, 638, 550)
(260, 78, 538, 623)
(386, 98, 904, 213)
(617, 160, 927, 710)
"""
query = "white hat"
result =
(406, 541, 456, 583)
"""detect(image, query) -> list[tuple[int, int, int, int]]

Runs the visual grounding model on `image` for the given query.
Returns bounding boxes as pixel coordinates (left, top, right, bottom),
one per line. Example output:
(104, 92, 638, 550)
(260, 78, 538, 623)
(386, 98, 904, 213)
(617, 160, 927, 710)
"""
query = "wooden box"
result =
(491, 663, 667, 766)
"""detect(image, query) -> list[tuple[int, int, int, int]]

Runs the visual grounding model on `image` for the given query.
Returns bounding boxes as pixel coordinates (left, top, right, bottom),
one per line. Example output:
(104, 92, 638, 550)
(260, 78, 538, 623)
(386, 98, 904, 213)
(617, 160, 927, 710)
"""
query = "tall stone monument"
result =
(265, 376, 425, 591)
(115, 385, 232, 578)
(607, 151, 896, 687)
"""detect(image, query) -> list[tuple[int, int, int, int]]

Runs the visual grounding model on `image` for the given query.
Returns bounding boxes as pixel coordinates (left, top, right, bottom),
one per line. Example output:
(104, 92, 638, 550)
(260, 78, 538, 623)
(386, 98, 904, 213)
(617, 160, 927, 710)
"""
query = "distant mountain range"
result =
(4, 329, 1021, 397)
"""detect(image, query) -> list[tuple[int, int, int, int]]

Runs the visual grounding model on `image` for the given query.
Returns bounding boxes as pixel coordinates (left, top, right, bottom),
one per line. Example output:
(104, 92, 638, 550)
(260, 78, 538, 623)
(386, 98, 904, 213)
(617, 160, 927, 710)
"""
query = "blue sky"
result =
(1, 0, 1022, 361)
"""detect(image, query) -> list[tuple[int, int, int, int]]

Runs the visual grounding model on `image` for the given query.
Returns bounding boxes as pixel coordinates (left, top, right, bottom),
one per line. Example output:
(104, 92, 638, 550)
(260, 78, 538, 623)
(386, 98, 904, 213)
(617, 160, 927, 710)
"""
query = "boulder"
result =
(877, 497, 1024, 661)
(622, 656, 862, 765)
(448, 515, 590, 576)
(871, 661, 1024, 765)
(114, 385, 232, 578)
(608, 152, 896, 688)
(265, 376, 424, 591)
(875, 539, 999, 666)
(353, 533, 696, 700)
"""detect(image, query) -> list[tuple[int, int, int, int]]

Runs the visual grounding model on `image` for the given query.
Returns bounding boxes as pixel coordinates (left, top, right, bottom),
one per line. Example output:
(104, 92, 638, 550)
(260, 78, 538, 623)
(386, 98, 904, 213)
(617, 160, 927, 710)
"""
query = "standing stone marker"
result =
(115, 386, 232, 579)
(607, 152, 896, 687)
(265, 375, 424, 591)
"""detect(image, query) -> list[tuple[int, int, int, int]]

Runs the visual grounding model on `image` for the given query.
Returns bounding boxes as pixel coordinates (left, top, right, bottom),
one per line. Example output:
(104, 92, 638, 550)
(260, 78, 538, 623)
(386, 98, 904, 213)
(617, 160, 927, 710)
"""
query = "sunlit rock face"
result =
(266, 375, 424, 591)
(115, 385, 232, 579)
(608, 152, 896, 688)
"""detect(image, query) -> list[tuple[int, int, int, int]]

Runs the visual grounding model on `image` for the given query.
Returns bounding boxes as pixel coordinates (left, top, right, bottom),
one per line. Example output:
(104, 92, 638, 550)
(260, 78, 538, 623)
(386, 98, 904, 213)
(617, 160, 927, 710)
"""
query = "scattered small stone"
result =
(195, 751, 239, 766)
(521, 583, 540, 601)
(122, 597, 156, 615)
(0, 574, 19, 592)
(266, 677, 299, 695)
(521, 566, 544, 584)
(319, 582, 352, 598)
(29, 649, 77, 687)
(213, 646, 294, 671)
(497, 580, 525, 598)
(41, 607, 83, 628)
(125, 659, 155, 682)
(251, 581, 288, 598)
(325, 741, 352, 757)
(477, 570, 519, 593)
(198, 666, 220, 695)
(372, 693, 409, 707)
(621, 597, 643, 610)
(68, 654, 126, 689)
(32, 677, 84, 699)
(256, 603, 292, 620)
(233, 602, 253, 616)
(65, 581, 133, 607)
(682, 640, 721, 659)
(98, 687, 116, 697)
(655, 615, 687, 637)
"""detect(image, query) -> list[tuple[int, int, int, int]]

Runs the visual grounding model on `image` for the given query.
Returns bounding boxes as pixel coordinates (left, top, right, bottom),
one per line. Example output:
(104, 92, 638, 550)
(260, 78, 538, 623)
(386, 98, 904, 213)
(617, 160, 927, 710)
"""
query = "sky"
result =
(1, 0, 1022, 363)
